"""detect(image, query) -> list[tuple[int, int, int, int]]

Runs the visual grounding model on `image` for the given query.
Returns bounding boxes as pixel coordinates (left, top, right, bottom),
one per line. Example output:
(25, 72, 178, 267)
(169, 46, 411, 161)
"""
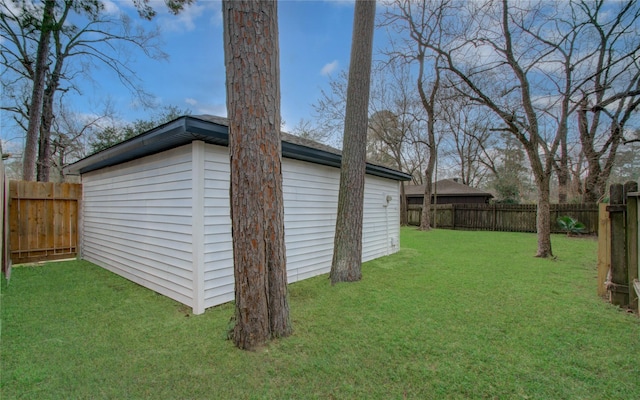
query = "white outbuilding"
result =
(64, 115, 411, 314)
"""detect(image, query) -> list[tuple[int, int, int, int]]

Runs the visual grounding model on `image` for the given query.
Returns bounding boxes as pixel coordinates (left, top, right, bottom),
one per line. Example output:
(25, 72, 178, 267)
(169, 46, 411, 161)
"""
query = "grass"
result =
(1, 228, 638, 399)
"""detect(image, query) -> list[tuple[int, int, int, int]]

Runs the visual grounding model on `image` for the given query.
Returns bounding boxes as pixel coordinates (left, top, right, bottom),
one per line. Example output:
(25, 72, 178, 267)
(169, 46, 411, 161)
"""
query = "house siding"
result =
(202, 145, 235, 309)
(362, 177, 400, 261)
(282, 159, 340, 283)
(81, 145, 195, 306)
(81, 141, 402, 314)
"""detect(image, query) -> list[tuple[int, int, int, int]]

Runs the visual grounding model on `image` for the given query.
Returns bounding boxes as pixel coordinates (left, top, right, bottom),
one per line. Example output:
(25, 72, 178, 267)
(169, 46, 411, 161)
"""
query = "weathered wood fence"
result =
(407, 203, 599, 234)
(8, 181, 82, 265)
(1, 154, 8, 278)
(597, 181, 639, 311)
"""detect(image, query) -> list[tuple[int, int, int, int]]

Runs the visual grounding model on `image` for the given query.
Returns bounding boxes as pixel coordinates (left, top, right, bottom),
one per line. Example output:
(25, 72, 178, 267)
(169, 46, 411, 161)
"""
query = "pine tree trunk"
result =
(222, 0, 291, 350)
(400, 182, 407, 226)
(330, 0, 376, 284)
(23, 0, 55, 181)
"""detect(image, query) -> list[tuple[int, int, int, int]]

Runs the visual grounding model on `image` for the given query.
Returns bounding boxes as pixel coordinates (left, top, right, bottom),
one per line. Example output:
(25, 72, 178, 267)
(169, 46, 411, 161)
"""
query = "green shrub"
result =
(557, 215, 586, 235)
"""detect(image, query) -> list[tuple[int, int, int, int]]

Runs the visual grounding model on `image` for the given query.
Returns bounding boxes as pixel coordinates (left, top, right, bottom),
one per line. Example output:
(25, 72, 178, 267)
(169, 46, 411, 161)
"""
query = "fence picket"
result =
(9, 181, 82, 264)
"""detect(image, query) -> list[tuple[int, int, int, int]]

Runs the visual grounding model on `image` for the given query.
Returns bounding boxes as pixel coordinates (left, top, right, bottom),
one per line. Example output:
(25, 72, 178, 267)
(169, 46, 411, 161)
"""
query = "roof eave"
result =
(64, 115, 412, 181)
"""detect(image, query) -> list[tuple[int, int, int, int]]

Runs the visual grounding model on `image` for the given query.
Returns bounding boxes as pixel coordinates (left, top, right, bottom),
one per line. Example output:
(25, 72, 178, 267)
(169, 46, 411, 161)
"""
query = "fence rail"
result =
(407, 203, 599, 234)
(9, 181, 82, 265)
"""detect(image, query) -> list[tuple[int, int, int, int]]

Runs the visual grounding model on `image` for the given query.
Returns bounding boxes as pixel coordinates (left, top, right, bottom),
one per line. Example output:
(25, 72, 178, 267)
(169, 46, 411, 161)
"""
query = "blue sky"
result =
(2, 0, 396, 151)
(78, 0, 364, 131)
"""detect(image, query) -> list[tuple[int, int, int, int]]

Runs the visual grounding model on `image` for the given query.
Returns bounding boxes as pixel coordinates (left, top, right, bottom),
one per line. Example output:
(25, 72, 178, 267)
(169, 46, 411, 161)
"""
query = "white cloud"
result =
(101, 0, 120, 15)
(182, 98, 226, 116)
(157, 1, 219, 33)
(321, 60, 339, 76)
(195, 103, 227, 117)
(323, 0, 355, 7)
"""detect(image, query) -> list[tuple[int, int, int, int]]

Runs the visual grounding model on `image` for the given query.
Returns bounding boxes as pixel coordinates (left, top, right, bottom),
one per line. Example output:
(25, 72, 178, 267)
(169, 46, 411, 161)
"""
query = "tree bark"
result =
(400, 182, 407, 226)
(535, 176, 553, 258)
(37, 72, 57, 182)
(37, 20, 66, 182)
(419, 175, 433, 231)
(556, 122, 569, 204)
(416, 54, 440, 232)
(330, 0, 376, 284)
(22, 0, 55, 181)
(222, 0, 291, 350)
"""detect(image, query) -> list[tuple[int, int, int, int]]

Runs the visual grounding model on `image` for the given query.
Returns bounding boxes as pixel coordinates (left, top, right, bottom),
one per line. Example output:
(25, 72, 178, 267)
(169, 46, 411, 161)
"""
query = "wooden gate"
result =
(597, 181, 639, 311)
(9, 181, 82, 265)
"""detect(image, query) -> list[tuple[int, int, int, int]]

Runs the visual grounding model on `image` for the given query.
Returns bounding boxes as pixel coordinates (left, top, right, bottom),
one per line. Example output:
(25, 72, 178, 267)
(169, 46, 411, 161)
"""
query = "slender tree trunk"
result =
(222, 0, 291, 350)
(23, 0, 55, 181)
(419, 174, 433, 231)
(415, 48, 440, 231)
(556, 132, 569, 203)
(400, 182, 407, 226)
(418, 103, 437, 232)
(330, 0, 376, 284)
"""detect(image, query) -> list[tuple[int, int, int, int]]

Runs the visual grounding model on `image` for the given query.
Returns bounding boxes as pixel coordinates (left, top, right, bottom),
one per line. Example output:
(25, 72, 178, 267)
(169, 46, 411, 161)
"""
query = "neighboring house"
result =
(64, 115, 412, 315)
(405, 179, 493, 206)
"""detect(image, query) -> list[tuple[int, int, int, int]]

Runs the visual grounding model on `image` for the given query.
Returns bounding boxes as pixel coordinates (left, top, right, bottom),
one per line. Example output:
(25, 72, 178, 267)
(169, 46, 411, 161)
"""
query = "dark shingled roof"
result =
(405, 180, 493, 197)
(64, 114, 412, 182)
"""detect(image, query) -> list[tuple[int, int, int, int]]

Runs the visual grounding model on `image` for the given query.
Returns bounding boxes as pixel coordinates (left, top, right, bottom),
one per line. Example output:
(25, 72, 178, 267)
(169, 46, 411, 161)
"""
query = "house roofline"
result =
(64, 115, 413, 181)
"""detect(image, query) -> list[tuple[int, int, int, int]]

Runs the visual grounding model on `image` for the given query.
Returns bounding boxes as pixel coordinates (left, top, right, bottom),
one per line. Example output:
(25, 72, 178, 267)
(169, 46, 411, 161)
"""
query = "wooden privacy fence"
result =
(1, 155, 8, 278)
(407, 203, 599, 234)
(597, 181, 639, 311)
(9, 181, 82, 265)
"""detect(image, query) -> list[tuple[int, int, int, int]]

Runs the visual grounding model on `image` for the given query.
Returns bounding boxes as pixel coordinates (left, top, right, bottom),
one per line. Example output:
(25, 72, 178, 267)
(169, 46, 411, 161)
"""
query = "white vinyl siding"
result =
(362, 177, 401, 261)
(80, 141, 402, 314)
(282, 159, 340, 283)
(202, 145, 235, 309)
(81, 145, 194, 306)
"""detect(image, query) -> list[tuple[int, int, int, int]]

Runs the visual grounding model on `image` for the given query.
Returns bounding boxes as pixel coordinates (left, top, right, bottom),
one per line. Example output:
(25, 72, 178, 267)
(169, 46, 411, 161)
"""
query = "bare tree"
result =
(312, 69, 349, 148)
(330, 0, 376, 284)
(289, 118, 332, 144)
(222, 0, 291, 349)
(383, 0, 448, 231)
(439, 93, 495, 188)
(1, 0, 188, 181)
(49, 103, 110, 181)
(573, 0, 640, 202)
(5, 0, 55, 181)
(368, 62, 427, 224)
(387, 0, 590, 256)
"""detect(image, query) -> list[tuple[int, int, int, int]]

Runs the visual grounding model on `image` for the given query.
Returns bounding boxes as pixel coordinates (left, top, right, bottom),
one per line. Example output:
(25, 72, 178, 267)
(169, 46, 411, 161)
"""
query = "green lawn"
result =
(1, 228, 638, 399)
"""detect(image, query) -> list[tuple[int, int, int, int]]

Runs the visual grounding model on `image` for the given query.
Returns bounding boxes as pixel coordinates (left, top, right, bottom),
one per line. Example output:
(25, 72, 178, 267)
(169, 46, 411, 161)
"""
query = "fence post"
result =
(492, 204, 496, 231)
(625, 181, 638, 310)
(607, 183, 628, 306)
(451, 204, 456, 230)
(597, 203, 611, 297)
